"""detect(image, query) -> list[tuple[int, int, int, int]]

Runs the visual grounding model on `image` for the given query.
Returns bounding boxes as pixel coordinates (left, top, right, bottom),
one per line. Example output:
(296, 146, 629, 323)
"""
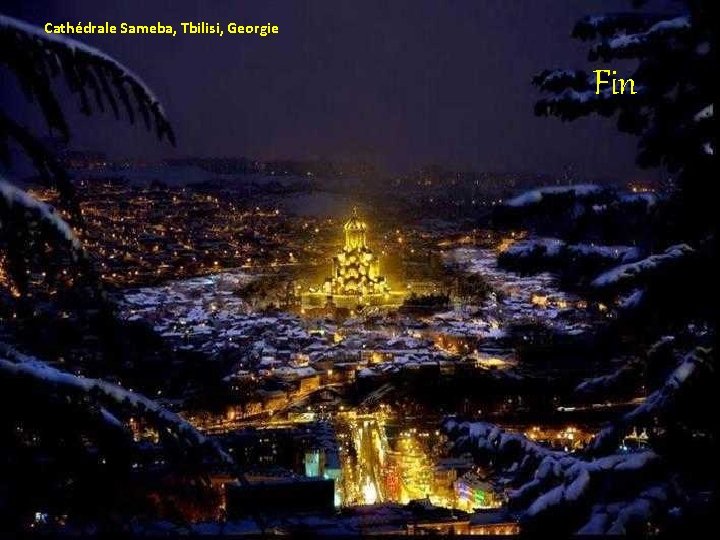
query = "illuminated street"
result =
(336, 413, 390, 505)
(333, 411, 448, 508)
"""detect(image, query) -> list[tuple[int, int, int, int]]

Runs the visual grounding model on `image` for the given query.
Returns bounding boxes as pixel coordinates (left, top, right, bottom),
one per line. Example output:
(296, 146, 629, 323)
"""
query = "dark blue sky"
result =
(2, 0, 659, 180)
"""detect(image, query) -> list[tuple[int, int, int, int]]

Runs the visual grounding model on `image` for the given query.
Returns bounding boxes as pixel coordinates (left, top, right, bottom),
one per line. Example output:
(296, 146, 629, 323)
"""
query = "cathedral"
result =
(324, 208, 388, 296)
(302, 208, 403, 311)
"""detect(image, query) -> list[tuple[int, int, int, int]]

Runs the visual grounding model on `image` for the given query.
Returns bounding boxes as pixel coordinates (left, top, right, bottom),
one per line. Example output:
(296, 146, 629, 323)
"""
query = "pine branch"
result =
(0, 14, 175, 145)
(442, 419, 673, 534)
(590, 244, 694, 290)
(572, 13, 670, 41)
(575, 358, 644, 396)
(533, 2, 713, 191)
(587, 347, 712, 455)
(0, 111, 80, 223)
(0, 176, 85, 292)
(0, 344, 234, 468)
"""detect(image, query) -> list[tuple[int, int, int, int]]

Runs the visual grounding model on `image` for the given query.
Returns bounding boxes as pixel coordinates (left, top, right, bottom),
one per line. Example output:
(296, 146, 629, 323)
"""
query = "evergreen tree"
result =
(0, 15, 234, 532)
(1, 14, 174, 301)
(533, 0, 713, 240)
(446, 1, 714, 534)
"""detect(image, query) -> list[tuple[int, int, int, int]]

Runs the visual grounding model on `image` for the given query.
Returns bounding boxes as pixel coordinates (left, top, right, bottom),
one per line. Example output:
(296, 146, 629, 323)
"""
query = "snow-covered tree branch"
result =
(534, 2, 713, 177)
(442, 419, 679, 535)
(0, 14, 175, 144)
(0, 343, 233, 467)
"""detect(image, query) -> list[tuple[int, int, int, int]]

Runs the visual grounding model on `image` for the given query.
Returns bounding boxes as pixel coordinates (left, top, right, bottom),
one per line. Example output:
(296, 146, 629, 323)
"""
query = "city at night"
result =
(0, 1, 714, 537)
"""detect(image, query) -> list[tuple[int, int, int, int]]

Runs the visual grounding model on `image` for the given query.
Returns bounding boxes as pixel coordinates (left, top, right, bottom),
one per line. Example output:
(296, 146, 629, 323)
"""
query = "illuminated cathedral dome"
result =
(324, 209, 387, 298)
(344, 207, 367, 232)
(343, 207, 368, 251)
(302, 207, 404, 311)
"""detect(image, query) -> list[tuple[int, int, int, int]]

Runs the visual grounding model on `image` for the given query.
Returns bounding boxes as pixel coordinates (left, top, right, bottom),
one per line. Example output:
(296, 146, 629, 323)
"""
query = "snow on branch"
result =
(442, 419, 564, 482)
(501, 237, 640, 265)
(0, 345, 234, 465)
(534, 84, 647, 121)
(503, 237, 564, 258)
(590, 244, 693, 289)
(591, 15, 691, 61)
(442, 419, 670, 534)
(533, 66, 651, 122)
(575, 336, 675, 403)
(575, 357, 643, 396)
(0, 14, 174, 144)
(588, 347, 712, 455)
(572, 12, 670, 40)
(694, 104, 713, 122)
(617, 288, 645, 310)
(505, 185, 602, 208)
(568, 244, 640, 263)
(577, 484, 673, 534)
(0, 177, 82, 252)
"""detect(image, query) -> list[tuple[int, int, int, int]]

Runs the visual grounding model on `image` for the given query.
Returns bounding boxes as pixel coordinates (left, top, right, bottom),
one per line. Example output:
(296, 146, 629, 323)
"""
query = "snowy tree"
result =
(0, 15, 181, 379)
(504, 0, 713, 255)
(0, 14, 174, 300)
(458, 1, 715, 534)
(0, 15, 174, 199)
(443, 346, 713, 534)
(442, 419, 684, 535)
(519, 0, 715, 324)
(0, 344, 235, 530)
(533, 0, 713, 239)
(0, 16, 235, 531)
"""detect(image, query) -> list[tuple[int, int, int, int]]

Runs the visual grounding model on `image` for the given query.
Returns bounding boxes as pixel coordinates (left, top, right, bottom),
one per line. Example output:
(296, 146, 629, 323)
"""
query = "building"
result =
(328, 207, 387, 295)
(302, 208, 405, 310)
(454, 471, 502, 511)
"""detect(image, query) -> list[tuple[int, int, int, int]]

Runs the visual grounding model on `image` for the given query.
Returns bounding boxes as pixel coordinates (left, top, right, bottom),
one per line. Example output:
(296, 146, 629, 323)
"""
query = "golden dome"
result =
(343, 207, 367, 233)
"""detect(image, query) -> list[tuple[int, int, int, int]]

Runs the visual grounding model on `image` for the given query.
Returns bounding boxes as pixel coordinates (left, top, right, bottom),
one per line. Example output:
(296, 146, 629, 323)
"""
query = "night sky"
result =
(2, 0, 658, 180)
